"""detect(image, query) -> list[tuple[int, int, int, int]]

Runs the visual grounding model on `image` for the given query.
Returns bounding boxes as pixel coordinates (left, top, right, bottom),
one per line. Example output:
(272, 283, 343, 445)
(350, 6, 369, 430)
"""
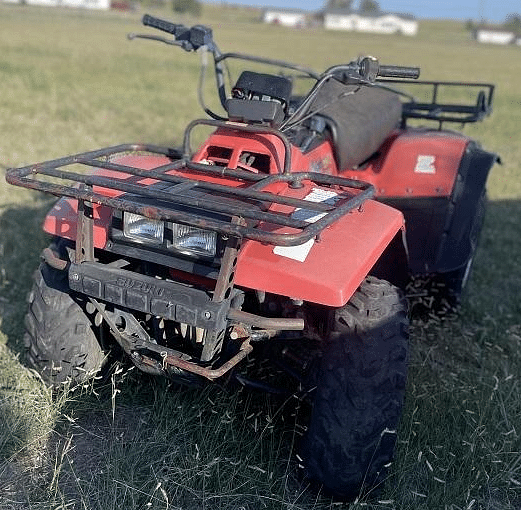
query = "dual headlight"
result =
(123, 212, 217, 258)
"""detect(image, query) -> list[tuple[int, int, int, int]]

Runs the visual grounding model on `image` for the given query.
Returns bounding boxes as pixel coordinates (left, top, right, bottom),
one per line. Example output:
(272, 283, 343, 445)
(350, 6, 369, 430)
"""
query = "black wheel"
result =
(24, 244, 106, 386)
(300, 276, 409, 500)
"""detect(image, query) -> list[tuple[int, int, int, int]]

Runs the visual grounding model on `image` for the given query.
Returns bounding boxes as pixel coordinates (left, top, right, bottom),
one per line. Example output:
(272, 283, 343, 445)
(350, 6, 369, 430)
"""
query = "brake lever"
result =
(127, 33, 192, 50)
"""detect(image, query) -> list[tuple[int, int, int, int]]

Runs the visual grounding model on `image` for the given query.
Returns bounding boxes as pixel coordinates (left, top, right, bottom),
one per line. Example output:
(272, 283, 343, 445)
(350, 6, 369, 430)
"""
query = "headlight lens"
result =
(123, 212, 164, 244)
(172, 223, 217, 257)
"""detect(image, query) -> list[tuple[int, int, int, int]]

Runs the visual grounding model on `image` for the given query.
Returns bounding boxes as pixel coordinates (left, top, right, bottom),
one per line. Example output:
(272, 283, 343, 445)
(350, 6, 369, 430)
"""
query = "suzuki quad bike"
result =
(6, 15, 497, 500)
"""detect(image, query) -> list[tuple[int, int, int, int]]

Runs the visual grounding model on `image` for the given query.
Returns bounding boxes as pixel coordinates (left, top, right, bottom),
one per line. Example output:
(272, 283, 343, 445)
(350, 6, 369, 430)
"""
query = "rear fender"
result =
(422, 141, 497, 273)
(234, 199, 405, 307)
(378, 140, 497, 274)
(341, 129, 498, 274)
(341, 129, 470, 198)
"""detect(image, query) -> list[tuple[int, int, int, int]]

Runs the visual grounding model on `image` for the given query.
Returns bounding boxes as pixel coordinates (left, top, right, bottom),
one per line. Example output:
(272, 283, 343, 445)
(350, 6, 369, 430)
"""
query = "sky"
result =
(214, 0, 521, 23)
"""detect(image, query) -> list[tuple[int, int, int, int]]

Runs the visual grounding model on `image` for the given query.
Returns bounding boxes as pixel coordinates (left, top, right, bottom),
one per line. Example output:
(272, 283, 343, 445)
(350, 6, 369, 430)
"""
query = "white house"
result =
(263, 8, 307, 28)
(474, 27, 517, 45)
(324, 10, 418, 36)
(2, 0, 109, 9)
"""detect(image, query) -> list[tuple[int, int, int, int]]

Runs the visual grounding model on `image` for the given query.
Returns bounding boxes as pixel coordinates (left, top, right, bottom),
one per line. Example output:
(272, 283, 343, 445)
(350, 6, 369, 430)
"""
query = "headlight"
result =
(123, 212, 164, 244)
(172, 223, 217, 257)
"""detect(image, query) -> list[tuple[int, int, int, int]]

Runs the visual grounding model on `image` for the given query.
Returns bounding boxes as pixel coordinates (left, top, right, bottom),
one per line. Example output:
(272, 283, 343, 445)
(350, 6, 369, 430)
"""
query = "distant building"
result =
(263, 8, 308, 28)
(473, 26, 518, 45)
(323, 10, 418, 36)
(2, 0, 109, 8)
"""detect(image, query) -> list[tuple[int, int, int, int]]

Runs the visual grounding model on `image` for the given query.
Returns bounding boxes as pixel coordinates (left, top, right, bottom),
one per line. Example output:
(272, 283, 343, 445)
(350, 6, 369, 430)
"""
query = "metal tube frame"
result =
(6, 137, 375, 248)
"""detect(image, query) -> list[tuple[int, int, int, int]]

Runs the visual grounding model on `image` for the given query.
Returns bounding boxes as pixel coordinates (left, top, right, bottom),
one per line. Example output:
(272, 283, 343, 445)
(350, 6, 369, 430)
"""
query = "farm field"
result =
(1, 4, 521, 509)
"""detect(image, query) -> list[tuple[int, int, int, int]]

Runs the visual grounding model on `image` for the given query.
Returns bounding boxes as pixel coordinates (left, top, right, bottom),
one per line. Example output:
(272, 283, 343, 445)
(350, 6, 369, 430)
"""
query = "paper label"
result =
(414, 155, 436, 174)
(273, 188, 340, 262)
(291, 188, 340, 224)
(273, 238, 315, 262)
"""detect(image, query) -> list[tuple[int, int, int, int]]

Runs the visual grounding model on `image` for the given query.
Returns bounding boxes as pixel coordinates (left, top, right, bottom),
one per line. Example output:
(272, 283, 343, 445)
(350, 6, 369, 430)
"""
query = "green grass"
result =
(1, 4, 521, 509)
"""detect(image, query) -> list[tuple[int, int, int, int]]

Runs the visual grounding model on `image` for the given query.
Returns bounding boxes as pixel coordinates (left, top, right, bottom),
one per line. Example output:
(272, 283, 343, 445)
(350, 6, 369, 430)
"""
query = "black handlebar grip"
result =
(142, 14, 183, 36)
(378, 65, 420, 79)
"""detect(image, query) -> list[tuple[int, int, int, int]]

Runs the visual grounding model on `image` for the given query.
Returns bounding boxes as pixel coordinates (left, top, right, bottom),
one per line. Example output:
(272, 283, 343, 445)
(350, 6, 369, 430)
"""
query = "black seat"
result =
(307, 77, 402, 169)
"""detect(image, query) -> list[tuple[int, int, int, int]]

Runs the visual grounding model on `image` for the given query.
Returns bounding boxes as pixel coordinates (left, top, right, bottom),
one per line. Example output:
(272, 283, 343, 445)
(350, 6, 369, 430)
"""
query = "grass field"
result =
(1, 4, 521, 509)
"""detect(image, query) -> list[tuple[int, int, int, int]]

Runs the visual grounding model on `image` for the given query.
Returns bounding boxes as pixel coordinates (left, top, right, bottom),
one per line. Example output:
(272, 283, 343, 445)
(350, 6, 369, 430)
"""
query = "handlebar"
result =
(355, 56, 420, 81)
(141, 14, 213, 51)
(142, 14, 186, 36)
(136, 14, 421, 122)
(378, 65, 420, 80)
(139, 15, 420, 81)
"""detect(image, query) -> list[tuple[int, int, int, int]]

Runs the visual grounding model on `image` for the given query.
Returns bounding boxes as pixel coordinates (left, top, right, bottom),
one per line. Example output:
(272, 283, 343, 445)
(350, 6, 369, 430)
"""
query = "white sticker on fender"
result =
(273, 238, 315, 262)
(291, 188, 340, 223)
(414, 155, 436, 174)
(273, 188, 339, 262)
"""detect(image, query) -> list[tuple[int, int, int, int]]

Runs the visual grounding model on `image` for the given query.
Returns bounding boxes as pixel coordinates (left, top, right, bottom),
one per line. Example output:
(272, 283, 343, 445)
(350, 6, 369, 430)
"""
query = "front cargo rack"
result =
(6, 143, 374, 248)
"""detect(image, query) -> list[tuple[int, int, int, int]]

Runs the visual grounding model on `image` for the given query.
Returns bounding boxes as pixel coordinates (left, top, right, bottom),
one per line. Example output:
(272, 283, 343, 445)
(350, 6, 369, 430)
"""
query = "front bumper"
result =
(68, 261, 229, 332)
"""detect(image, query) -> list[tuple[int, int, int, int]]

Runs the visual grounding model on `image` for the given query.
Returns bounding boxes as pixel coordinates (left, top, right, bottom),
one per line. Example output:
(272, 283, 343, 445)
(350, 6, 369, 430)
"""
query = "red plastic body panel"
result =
(235, 198, 404, 307)
(340, 129, 469, 198)
(43, 154, 174, 246)
(195, 129, 406, 305)
(43, 198, 111, 248)
(41, 128, 419, 307)
(193, 129, 286, 173)
(193, 128, 338, 176)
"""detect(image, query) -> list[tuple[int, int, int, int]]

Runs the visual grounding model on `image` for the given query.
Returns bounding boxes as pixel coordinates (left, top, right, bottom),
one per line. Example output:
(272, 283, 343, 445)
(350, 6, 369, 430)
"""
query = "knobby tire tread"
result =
(24, 246, 105, 386)
(301, 276, 409, 500)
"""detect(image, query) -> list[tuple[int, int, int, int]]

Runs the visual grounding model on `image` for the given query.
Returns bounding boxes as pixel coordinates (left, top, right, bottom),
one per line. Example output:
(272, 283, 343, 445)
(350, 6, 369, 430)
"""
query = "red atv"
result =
(6, 15, 497, 500)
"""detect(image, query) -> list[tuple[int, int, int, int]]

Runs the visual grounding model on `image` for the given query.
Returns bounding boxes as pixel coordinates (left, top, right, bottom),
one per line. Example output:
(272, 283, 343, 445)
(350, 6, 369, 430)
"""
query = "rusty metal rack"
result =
(6, 143, 375, 248)
(379, 79, 495, 126)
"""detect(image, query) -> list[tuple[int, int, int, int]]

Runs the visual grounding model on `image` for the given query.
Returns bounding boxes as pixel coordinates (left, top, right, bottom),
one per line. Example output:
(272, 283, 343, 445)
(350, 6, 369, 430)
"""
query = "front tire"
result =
(301, 276, 409, 500)
(24, 250, 105, 387)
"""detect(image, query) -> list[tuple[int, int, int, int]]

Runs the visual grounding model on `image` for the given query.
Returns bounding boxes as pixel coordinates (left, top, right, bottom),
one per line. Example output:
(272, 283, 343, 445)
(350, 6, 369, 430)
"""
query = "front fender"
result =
(234, 199, 405, 307)
(42, 153, 174, 248)
(43, 198, 111, 248)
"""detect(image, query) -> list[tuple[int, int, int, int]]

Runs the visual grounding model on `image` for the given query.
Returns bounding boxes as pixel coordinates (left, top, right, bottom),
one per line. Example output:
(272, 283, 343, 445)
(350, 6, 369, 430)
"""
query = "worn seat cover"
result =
(308, 78, 402, 169)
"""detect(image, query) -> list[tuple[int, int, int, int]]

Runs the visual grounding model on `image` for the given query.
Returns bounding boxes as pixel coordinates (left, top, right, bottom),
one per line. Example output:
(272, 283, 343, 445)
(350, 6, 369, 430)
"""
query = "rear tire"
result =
(24, 247, 105, 387)
(301, 276, 408, 500)
(409, 190, 486, 317)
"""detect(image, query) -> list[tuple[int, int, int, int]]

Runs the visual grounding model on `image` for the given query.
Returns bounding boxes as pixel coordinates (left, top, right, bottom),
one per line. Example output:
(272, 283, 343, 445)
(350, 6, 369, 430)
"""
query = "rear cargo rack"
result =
(378, 79, 494, 126)
(6, 143, 374, 248)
